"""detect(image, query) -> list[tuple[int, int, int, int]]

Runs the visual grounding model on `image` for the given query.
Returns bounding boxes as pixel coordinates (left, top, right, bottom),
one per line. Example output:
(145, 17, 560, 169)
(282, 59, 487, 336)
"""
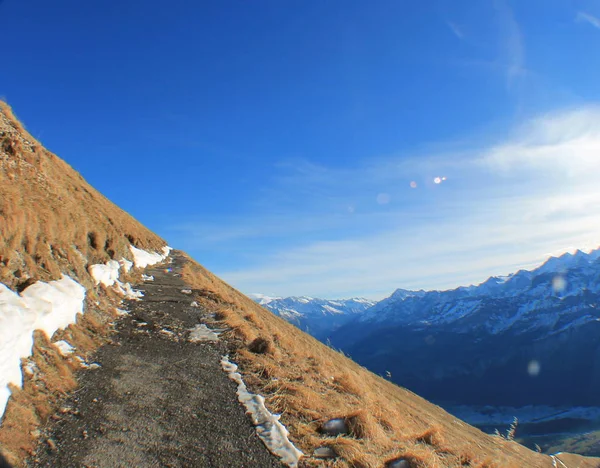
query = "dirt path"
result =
(30, 252, 282, 468)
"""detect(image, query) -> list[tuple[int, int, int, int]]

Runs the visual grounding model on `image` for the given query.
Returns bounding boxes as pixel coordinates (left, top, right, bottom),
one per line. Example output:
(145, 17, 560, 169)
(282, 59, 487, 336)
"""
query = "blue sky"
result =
(3, 1, 600, 299)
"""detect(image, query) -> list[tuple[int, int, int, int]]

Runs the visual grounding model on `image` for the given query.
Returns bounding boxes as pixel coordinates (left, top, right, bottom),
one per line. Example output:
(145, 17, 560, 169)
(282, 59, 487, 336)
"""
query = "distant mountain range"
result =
(252, 248, 600, 408)
(333, 249, 600, 407)
(248, 294, 376, 340)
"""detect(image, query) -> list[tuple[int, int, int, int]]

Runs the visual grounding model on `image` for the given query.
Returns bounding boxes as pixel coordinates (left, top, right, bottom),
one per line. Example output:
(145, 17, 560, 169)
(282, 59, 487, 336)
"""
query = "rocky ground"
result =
(29, 252, 282, 468)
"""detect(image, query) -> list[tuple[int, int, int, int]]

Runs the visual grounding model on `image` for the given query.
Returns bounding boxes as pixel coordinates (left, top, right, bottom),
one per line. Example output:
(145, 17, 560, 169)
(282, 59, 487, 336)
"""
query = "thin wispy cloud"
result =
(448, 1, 528, 91)
(447, 21, 464, 39)
(494, 0, 526, 88)
(576, 11, 600, 29)
(172, 106, 600, 299)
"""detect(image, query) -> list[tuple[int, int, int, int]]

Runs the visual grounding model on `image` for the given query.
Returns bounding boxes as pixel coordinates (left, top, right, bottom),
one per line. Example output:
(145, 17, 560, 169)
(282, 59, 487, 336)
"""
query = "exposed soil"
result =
(29, 252, 282, 468)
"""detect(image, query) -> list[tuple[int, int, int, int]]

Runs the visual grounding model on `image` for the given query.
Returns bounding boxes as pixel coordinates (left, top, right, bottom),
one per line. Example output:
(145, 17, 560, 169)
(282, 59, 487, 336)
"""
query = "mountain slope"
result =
(0, 103, 166, 291)
(31, 253, 283, 468)
(0, 102, 169, 465)
(0, 102, 597, 467)
(331, 249, 600, 408)
(248, 294, 376, 339)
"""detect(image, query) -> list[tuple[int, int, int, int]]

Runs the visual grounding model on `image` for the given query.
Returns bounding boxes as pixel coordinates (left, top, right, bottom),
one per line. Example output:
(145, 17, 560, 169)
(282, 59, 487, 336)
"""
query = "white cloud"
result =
(212, 106, 600, 299)
(576, 11, 600, 29)
(221, 197, 600, 298)
(481, 106, 600, 176)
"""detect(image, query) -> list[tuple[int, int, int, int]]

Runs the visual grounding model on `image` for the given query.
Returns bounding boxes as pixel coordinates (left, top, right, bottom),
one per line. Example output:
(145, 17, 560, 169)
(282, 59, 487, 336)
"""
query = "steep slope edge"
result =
(182, 259, 597, 467)
(0, 102, 168, 465)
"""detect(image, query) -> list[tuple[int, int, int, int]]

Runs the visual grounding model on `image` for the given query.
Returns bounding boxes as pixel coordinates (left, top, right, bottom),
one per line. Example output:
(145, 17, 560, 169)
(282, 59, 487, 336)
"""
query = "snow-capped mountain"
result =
(248, 294, 376, 339)
(330, 248, 600, 408)
(353, 249, 600, 334)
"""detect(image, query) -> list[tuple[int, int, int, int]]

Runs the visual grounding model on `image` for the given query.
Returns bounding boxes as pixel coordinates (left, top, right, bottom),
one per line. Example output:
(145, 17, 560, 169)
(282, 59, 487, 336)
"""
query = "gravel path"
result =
(30, 252, 282, 468)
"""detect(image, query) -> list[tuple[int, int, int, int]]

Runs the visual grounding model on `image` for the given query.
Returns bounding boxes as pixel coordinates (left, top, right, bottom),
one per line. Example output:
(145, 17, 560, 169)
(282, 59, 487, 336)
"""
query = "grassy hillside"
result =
(182, 259, 596, 467)
(0, 102, 167, 465)
(0, 102, 165, 290)
(0, 102, 598, 467)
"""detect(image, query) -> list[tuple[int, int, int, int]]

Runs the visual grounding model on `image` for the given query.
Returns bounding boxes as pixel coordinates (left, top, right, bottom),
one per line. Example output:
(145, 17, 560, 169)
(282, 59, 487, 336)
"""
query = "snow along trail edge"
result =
(0, 245, 170, 421)
(31, 250, 283, 467)
(221, 356, 304, 467)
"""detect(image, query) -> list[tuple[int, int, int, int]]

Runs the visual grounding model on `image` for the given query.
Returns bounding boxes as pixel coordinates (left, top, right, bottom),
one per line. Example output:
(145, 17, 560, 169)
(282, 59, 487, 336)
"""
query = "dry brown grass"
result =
(0, 101, 165, 291)
(181, 258, 600, 468)
(0, 102, 168, 465)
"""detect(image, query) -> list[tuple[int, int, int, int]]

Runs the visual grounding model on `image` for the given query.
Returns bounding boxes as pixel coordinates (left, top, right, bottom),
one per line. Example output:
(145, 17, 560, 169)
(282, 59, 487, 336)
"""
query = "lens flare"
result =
(425, 335, 436, 345)
(528, 360, 541, 376)
(552, 275, 567, 293)
(376, 193, 391, 205)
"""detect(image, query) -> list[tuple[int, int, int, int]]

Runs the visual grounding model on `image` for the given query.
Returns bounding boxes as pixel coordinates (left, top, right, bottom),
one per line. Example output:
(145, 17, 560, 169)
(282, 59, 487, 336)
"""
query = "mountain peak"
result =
(247, 293, 282, 305)
(249, 294, 377, 339)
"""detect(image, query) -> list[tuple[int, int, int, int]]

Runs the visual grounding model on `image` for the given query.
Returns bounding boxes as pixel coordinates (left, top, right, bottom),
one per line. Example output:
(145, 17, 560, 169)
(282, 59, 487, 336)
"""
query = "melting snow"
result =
(75, 356, 101, 369)
(114, 280, 143, 300)
(129, 245, 172, 268)
(53, 340, 75, 356)
(188, 324, 221, 342)
(0, 275, 85, 419)
(119, 258, 133, 273)
(0, 245, 172, 421)
(89, 260, 121, 287)
(23, 361, 37, 376)
(90, 246, 170, 292)
(221, 356, 303, 467)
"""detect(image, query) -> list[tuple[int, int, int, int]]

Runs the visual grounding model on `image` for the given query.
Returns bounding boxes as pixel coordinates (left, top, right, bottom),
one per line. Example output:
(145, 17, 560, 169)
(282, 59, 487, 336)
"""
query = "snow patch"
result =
(89, 260, 121, 287)
(0, 275, 86, 419)
(89, 257, 145, 300)
(141, 274, 154, 281)
(188, 324, 221, 342)
(221, 356, 303, 467)
(321, 305, 343, 314)
(129, 245, 172, 269)
(114, 280, 143, 300)
(23, 361, 37, 376)
(119, 258, 133, 273)
(53, 340, 75, 356)
(159, 328, 175, 338)
(75, 356, 101, 369)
